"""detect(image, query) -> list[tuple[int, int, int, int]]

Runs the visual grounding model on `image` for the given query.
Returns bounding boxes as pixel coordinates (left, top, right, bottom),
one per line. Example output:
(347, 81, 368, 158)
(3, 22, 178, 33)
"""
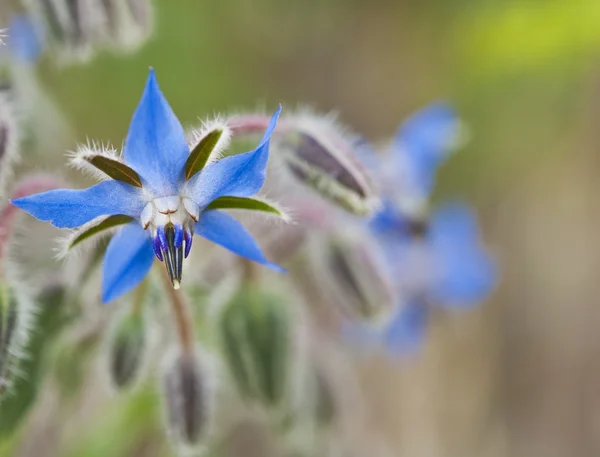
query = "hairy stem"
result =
(160, 268, 195, 353)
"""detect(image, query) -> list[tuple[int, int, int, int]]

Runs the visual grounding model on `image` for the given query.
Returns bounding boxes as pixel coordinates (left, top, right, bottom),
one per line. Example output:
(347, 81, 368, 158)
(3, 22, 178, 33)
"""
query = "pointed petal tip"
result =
(101, 291, 115, 305)
(266, 261, 286, 274)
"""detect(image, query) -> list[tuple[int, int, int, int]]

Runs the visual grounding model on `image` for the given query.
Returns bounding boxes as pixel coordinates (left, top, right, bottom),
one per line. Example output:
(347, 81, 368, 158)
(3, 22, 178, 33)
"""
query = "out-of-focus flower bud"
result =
(22, 0, 96, 61)
(0, 281, 33, 399)
(162, 348, 213, 449)
(21, 0, 153, 63)
(0, 283, 18, 397)
(219, 283, 292, 410)
(272, 111, 378, 217)
(0, 91, 20, 192)
(311, 364, 336, 427)
(107, 305, 147, 390)
(95, 0, 153, 53)
(312, 230, 395, 322)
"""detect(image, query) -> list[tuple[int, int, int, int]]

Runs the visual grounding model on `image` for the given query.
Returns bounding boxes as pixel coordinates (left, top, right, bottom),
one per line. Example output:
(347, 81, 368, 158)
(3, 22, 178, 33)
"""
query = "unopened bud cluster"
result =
(20, 0, 153, 62)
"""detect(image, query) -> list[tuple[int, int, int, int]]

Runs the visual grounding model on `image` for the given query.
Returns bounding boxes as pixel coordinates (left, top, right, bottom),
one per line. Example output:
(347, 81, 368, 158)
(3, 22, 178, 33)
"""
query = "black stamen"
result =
(162, 224, 183, 288)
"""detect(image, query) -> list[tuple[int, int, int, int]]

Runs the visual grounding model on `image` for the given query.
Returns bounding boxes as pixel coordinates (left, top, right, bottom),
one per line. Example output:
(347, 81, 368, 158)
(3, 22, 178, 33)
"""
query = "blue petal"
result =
(392, 102, 460, 197)
(394, 102, 460, 161)
(195, 210, 283, 272)
(429, 203, 496, 306)
(11, 181, 146, 229)
(186, 106, 281, 207)
(430, 202, 479, 244)
(433, 246, 496, 306)
(102, 222, 154, 303)
(384, 300, 429, 355)
(7, 15, 43, 63)
(123, 69, 189, 196)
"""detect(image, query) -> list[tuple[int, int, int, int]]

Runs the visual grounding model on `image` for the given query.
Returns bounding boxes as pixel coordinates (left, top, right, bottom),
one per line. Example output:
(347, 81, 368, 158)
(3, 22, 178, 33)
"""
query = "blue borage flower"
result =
(12, 69, 286, 303)
(370, 201, 496, 354)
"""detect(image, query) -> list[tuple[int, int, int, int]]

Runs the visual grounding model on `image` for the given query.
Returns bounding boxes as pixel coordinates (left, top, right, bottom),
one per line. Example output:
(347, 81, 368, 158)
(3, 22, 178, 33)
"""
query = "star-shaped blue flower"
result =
(12, 69, 285, 303)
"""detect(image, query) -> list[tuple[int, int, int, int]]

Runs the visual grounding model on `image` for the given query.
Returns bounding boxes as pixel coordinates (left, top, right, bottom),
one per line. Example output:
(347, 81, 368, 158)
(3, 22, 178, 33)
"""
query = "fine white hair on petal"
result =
(186, 117, 232, 166)
(67, 140, 123, 182)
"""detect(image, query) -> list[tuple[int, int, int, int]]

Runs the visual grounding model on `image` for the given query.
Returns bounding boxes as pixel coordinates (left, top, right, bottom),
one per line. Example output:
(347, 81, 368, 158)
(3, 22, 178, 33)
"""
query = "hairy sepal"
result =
(68, 143, 142, 187)
(185, 118, 232, 180)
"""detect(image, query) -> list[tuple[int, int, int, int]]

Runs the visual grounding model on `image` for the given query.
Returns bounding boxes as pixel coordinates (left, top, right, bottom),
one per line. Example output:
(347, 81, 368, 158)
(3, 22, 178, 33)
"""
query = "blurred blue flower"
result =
(6, 15, 43, 63)
(12, 69, 284, 303)
(369, 202, 496, 354)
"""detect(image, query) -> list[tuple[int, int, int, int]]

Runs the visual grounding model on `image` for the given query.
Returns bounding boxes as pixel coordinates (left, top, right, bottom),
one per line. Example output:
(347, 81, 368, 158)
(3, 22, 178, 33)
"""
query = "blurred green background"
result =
(6, 0, 600, 456)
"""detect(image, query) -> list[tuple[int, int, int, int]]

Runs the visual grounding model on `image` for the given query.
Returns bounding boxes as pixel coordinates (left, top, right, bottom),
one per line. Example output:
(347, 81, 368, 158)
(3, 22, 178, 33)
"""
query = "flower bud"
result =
(314, 230, 395, 322)
(0, 281, 33, 399)
(275, 112, 378, 216)
(0, 284, 18, 397)
(162, 348, 213, 449)
(0, 91, 20, 193)
(21, 0, 96, 61)
(21, 0, 153, 63)
(107, 306, 147, 390)
(219, 283, 291, 410)
(95, 0, 153, 53)
(311, 365, 336, 427)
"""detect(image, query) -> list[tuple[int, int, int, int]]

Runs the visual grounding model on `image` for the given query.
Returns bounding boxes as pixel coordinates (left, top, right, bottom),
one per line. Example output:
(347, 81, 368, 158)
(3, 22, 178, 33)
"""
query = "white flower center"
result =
(140, 196, 201, 288)
(140, 196, 199, 236)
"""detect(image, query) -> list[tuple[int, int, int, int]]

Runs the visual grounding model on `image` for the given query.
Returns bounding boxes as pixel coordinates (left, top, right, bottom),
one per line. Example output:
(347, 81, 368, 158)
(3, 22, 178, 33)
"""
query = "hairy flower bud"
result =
(95, 0, 153, 52)
(21, 0, 153, 63)
(0, 284, 18, 397)
(0, 280, 33, 399)
(0, 92, 20, 193)
(312, 230, 395, 322)
(162, 348, 213, 449)
(275, 111, 378, 216)
(107, 306, 147, 390)
(219, 284, 291, 410)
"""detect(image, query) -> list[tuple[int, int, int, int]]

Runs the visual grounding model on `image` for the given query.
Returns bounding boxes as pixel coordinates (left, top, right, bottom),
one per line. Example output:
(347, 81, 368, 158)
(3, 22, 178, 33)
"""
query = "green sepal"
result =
(185, 129, 224, 180)
(84, 155, 143, 187)
(206, 196, 285, 219)
(68, 215, 134, 251)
